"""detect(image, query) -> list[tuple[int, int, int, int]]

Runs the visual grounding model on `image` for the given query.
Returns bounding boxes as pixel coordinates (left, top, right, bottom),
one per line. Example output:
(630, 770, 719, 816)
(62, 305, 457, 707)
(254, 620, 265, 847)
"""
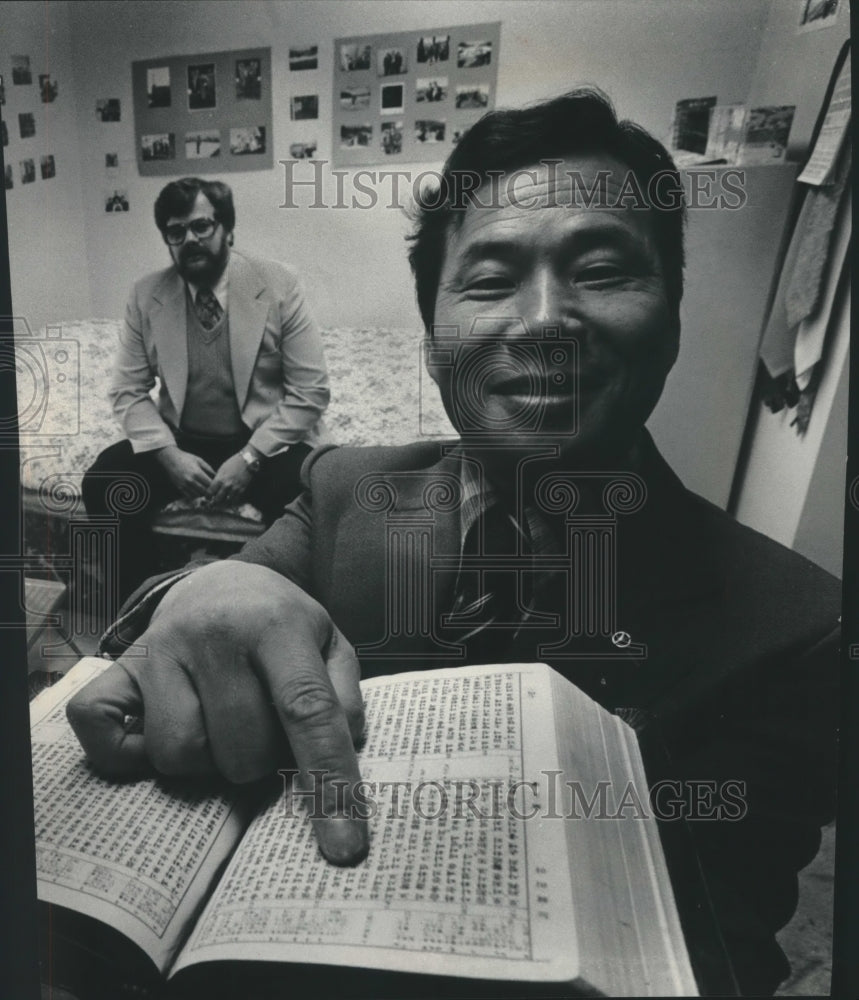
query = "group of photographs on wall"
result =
(286, 90, 319, 160)
(2, 55, 59, 192)
(92, 100, 129, 213)
(103, 152, 130, 214)
(670, 95, 798, 167)
(332, 21, 500, 167)
(281, 43, 321, 160)
(132, 47, 273, 176)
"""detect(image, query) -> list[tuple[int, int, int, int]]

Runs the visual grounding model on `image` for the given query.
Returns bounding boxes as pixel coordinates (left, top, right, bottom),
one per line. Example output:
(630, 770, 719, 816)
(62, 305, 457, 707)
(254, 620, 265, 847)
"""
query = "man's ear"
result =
(227, 231, 235, 247)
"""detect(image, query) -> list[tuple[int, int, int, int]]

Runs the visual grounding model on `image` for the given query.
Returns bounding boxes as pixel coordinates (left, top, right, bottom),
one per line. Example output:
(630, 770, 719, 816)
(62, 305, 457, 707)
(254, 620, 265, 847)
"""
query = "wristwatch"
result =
(240, 448, 262, 473)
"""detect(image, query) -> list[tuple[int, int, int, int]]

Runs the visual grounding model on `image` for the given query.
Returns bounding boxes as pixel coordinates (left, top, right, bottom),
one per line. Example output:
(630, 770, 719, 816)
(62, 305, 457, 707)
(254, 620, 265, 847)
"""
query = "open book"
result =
(32, 658, 699, 997)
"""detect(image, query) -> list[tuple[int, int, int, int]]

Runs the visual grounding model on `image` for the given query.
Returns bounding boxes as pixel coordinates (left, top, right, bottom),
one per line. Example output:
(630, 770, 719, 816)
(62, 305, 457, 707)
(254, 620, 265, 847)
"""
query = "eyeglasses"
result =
(164, 217, 219, 245)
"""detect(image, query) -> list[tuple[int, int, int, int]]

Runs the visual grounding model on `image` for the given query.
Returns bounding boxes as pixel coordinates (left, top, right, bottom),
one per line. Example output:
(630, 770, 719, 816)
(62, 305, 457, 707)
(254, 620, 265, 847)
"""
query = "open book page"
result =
(31, 657, 251, 974)
(173, 662, 579, 984)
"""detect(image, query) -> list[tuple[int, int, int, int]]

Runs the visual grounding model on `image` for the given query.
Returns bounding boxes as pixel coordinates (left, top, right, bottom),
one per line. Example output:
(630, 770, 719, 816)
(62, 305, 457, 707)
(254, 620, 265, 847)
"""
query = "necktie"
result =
(448, 504, 533, 663)
(195, 287, 223, 331)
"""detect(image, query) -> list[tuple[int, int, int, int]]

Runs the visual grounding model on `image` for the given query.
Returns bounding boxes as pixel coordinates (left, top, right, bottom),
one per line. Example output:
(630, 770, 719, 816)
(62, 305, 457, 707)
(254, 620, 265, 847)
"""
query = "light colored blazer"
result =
(109, 251, 330, 457)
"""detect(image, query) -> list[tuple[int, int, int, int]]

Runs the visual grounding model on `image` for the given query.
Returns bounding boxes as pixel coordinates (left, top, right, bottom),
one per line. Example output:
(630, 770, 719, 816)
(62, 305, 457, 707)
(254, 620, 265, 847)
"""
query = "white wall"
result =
(2, 0, 92, 334)
(748, 0, 851, 159)
(53, 0, 769, 329)
(732, 0, 851, 575)
(734, 283, 849, 577)
(794, 351, 849, 577)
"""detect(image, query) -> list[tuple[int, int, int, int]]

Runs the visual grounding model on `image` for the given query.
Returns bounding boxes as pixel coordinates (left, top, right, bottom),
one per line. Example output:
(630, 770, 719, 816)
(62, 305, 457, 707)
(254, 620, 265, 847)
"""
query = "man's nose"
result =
(513, 270, 572, 335)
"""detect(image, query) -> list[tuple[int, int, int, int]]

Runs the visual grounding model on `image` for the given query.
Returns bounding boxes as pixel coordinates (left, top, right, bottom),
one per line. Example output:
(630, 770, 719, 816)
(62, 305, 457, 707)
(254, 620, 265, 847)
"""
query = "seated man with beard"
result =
(82, 177, 329, 599)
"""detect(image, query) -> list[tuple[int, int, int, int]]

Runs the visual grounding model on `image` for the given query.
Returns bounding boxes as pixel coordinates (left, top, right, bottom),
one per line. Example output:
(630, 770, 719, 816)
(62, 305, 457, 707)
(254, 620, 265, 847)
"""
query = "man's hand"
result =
(65, 562, 369, 865)
(206, 452, 253, 507)
(156, 446, 215, 499)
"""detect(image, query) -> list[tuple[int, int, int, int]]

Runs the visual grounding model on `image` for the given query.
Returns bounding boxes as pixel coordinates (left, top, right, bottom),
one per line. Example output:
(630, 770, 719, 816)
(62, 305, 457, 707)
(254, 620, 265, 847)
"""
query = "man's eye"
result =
(466, 276, 514, 294)
(577, 264, 627, 284)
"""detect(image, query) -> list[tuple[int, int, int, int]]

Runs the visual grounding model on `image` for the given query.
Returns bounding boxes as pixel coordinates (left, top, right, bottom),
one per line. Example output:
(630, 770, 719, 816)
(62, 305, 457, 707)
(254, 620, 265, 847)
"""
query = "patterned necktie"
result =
(194, 287, 223, 331)
(448, 504, 534, 663)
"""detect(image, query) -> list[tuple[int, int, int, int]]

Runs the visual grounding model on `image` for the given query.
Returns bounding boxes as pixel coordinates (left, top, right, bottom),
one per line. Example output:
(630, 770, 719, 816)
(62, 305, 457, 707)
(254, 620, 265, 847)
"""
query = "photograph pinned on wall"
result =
(146, 66, 170, 108)
(20, 158, 36, 184)
(457, 39, 492, 68)
(415, 118, 446, 143)
(289, 139, 318, 159)
(229, 125, 266, 155)
(235, 59, 261, 100)
(380, 83, 404, 115)
(798, 0, 841, 30)
(340, 86, 370, 111)
(705, 104, 748, 164)
(671, 96, 718, 154)
(289, 45, 318, 71)
(416, 77, 448, 103)
(39, 74, 59, 103)
(4, 164, 12, 191)
(456, 83, 489, 110)
(381, 120, 403, 155)
(186, 129, 221, 158)
(19, 113, 36, 139)
(738, 105, 796, 165)
(140, 132, 175, 161)
(12, 55, 32, 85)
(105, 152, 119, 170)
(291, 94, 318, 120)
(378, 48, 408, 77)
(340, 43, 372, 72)
(1, 121, 8, 147)
(105, 189, 129, 212)
(340, 122, 372, 148)
(187, 63, 216, 110)
(40, 155, 56, 180)
(96, 98, 121, 122)
(0, 75, 5, 105)
(416, 35, 450, 65)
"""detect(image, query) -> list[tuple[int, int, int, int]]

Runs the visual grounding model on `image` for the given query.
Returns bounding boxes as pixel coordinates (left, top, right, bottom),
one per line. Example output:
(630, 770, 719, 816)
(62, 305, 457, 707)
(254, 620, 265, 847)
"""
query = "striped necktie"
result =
(448, 504, 534, 663)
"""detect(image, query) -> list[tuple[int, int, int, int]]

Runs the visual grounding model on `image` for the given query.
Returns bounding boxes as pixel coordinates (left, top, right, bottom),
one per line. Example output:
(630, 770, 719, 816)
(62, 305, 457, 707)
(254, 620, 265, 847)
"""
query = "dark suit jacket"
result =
(235, 435, 840, 995)
(109, 251, 330, 457)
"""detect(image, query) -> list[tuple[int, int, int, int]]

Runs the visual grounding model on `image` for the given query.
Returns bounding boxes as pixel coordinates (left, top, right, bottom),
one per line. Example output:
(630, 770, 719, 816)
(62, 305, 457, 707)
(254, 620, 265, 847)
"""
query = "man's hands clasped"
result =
(205, 451, 254, 507)
(156, 445, 253, 506)
(65, 562, 370, 866)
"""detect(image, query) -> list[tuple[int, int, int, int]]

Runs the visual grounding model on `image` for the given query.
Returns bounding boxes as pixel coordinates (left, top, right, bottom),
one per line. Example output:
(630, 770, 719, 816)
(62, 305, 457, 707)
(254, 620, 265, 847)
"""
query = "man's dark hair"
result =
(407, 87, 686, 330)
(154, 177, 236, 235)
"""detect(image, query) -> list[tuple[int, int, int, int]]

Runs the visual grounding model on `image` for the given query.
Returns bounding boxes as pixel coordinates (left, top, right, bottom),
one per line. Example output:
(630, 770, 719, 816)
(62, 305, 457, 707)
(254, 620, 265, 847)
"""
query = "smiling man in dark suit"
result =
(68, 92, 840, 994)
(82, 177, 330, 599)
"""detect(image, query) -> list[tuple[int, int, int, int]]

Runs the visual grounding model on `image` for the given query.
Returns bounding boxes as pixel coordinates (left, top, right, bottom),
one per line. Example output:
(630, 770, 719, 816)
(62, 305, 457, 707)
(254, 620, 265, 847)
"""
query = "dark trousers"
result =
(81, 431, 311, 600)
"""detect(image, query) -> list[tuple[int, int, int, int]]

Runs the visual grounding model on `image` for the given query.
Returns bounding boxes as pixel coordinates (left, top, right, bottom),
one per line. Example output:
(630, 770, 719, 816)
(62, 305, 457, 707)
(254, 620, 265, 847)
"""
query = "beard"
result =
(175, 240, 229, 285)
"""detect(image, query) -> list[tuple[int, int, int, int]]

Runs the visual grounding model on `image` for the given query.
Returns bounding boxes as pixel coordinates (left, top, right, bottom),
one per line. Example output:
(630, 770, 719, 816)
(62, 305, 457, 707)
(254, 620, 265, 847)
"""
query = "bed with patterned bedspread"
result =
(17, 320, 453, 554)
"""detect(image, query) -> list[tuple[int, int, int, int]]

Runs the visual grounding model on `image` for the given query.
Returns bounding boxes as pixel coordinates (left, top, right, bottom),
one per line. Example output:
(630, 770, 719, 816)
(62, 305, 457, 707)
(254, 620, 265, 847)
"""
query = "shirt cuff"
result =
(98, 568, 194, 657)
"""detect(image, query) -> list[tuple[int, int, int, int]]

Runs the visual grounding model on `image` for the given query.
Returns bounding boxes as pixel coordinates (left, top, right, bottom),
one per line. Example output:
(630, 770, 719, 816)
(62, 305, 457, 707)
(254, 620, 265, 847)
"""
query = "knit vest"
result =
(179, 292, 245, 437)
